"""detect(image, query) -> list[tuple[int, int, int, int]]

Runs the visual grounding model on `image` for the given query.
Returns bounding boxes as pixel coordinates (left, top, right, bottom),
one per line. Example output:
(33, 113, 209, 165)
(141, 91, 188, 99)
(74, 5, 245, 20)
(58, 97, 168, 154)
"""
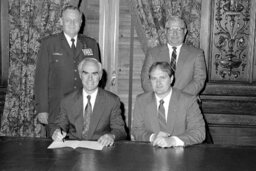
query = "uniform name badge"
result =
(82, 48, 93, 56)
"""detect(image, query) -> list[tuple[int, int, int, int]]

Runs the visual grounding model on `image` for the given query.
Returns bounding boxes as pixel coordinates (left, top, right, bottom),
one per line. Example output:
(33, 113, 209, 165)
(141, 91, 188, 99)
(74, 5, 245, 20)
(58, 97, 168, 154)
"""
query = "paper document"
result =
(48, 140, 104, 150)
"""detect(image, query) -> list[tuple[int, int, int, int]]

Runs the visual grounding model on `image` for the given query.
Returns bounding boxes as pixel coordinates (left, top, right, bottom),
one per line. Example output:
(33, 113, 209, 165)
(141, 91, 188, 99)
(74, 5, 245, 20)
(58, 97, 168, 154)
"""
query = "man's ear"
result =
(99, 71, 103, 81)
(79, 72, 82, 80)
(184, 28, 188, 37)
(170, 75, 174, 84)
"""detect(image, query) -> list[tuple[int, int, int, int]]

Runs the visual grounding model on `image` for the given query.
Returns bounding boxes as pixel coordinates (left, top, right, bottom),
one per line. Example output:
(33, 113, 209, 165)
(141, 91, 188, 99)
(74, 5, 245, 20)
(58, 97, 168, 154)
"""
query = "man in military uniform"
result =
(34, 5, 101, 137)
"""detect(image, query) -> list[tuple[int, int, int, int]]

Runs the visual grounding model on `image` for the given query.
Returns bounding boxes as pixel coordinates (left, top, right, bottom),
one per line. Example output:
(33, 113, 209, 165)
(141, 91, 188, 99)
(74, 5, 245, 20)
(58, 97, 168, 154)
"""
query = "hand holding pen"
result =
(60, 128, 66, 142)
(52, 128, 67, 142)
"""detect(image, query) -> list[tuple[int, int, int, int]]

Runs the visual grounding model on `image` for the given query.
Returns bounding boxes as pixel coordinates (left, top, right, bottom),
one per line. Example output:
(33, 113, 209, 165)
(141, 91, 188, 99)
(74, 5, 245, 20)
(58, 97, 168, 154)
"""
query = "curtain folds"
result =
(0, 0, 72, 137)
(129, 0, 202, 53)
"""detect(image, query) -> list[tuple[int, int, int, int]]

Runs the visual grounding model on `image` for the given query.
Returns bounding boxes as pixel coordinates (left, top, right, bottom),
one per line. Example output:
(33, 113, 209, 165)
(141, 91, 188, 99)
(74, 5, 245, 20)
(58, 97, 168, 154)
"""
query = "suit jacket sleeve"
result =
(177, 96, 205, 146)
(141, 49, 154, 92)
(49, 98, 70, 137)
(109, 97, 127, 140)
(132, 96, 153, 141)
(34, 39, 49, 113)
(182, 50, 207, 95)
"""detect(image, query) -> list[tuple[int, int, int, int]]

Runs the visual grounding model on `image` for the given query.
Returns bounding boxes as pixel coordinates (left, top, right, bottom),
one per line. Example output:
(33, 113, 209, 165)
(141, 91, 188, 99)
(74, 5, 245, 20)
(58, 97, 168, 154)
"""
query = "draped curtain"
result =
(129, 0, 202, 53)
(0, 0, 74, 137)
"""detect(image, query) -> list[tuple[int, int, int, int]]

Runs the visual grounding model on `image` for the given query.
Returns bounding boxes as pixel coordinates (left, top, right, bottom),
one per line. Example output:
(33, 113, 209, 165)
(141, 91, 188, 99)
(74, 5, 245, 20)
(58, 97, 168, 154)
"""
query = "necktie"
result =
(170, 46, 177, 73)
(158, 99, 167, 131)
(71, 38, 76, 56)
(82, 95, 92, 137)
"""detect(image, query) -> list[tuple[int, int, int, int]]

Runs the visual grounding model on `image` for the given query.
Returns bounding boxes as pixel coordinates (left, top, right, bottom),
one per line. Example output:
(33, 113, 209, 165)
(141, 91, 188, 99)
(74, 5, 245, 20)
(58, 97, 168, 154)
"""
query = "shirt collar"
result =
(167, 44, 182, 61)
(167, 43, 182, 49)
(83, 88, 98, 110)
(155, 89, 172, 120)
(155, 88, 172, 105)
(64, 33, 78, 47)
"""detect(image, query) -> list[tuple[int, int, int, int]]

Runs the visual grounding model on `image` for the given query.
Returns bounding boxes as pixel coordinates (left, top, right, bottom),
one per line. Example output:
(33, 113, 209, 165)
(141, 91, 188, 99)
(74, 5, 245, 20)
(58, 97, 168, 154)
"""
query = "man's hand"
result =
(153, 136, 176, 148)
(37, 112, 49, 124)
(156, 131, 170, 138)
(98, 134, 115, 147)
(52, 128, 66, 142)
(151, 131, 170, 142)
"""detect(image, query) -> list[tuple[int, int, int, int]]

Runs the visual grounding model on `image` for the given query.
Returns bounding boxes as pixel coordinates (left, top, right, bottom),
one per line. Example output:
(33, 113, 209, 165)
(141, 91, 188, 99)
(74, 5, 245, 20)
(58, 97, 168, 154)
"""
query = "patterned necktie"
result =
(170, 46, 177, 73)
(82, 95, 92, 137)
(71, 38, 76, 55)
(158, 99, 167, 131)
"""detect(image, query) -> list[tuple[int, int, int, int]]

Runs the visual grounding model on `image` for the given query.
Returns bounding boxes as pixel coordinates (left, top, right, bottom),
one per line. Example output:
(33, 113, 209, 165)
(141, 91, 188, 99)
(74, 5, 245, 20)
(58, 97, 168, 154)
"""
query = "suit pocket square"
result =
(82, 48, 94, 56)
(52, 52, 63, 56)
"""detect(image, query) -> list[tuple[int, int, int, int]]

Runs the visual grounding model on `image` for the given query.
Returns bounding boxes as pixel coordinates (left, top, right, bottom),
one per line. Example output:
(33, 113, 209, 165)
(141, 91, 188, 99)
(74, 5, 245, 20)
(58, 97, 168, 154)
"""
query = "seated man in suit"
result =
(132, 61, 205, 147)
(49, 58, 127, 147)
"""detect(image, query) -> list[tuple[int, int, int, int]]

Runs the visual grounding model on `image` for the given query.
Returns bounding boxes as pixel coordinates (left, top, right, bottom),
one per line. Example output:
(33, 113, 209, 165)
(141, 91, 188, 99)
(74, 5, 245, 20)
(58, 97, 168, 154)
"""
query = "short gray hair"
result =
(61, 5, 82, 19)
(78, 58, 102, 74)
(165, 16, 187, 29)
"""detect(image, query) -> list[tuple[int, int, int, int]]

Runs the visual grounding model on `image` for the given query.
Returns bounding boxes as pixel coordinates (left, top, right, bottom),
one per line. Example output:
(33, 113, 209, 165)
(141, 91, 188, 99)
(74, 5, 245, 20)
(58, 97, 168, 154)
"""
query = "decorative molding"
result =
(202, 82, 256, 95)
(200, 0, 211, 68)
(211, 0, 251, 81)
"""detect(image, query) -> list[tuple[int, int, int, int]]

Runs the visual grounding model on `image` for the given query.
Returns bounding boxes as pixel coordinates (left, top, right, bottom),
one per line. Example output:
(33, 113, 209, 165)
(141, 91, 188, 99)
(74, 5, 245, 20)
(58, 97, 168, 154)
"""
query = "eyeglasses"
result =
(166, 27, 184, 33)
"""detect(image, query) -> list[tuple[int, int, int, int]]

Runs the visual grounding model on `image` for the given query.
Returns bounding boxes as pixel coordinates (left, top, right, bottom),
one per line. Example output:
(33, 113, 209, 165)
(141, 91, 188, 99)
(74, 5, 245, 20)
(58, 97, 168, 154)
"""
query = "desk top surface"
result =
(1, 136, 256, 171)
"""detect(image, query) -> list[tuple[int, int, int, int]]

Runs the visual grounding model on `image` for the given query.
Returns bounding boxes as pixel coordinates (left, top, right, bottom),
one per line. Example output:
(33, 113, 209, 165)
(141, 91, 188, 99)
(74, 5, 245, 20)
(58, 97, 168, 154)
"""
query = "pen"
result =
(60, 128, 65, 142)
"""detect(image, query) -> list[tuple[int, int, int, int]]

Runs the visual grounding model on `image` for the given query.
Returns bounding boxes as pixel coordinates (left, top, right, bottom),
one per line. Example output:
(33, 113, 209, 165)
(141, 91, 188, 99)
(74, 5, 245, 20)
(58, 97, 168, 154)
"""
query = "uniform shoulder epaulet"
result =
(79, 34, 97, 42)
(39, 32, 61, 43)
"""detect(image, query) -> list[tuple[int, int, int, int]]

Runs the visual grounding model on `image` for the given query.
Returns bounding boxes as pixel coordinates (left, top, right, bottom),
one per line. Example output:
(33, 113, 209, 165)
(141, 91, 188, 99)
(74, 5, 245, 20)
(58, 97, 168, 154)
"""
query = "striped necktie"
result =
(82, 95, 92, 137)
(158, 99, 167, 131)
(170, 46, 177, 73)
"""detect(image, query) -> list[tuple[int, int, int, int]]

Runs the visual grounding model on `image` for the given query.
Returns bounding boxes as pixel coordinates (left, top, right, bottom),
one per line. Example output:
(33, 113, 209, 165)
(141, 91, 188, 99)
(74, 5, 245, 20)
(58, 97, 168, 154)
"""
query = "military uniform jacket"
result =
(34, 32, 101, 123)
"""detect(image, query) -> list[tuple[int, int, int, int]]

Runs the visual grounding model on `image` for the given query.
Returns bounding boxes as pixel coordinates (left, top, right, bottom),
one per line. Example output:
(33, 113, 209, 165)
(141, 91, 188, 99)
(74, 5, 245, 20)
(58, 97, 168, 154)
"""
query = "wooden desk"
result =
(0, 136, 256, 171)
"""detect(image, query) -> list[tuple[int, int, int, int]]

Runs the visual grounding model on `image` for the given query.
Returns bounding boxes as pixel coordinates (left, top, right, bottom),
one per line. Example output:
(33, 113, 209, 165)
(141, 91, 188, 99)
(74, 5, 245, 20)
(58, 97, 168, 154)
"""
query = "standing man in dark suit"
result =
(133, 62, 205, 147)
(50, 58, 127, 146)
(141, 16, 206, 95)
(34, 5, 101, 136)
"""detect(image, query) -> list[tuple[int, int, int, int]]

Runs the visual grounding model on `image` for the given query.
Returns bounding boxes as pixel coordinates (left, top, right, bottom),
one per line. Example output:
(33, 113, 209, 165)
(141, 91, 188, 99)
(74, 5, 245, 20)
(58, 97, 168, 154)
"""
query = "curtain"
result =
(0, 0, 73, 137)
(129, 0, 202, 53)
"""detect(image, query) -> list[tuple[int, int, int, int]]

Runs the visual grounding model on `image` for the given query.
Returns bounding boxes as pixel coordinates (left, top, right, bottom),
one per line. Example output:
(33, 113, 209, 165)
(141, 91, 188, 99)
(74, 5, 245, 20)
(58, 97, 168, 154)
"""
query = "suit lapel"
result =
(75, 36, 83, 59)
(87, 88, 104, 139)
(176, 45, 188, 77)
(72, 89, 84, 139)
(167, 89, 178, 134)
(148, 93, 160, 131)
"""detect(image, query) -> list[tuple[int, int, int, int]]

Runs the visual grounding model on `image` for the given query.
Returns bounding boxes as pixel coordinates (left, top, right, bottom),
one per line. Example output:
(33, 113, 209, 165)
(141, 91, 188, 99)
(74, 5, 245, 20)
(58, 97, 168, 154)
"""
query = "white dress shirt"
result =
(167, 43, 182, 63)
(64, 33, 77, 48)
(82, 88, 98, 114)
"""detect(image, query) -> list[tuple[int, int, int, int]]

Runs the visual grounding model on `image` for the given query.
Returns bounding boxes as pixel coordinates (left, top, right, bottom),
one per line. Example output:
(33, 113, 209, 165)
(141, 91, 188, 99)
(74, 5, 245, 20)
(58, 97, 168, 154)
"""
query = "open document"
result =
(48, 140, 104, 150)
